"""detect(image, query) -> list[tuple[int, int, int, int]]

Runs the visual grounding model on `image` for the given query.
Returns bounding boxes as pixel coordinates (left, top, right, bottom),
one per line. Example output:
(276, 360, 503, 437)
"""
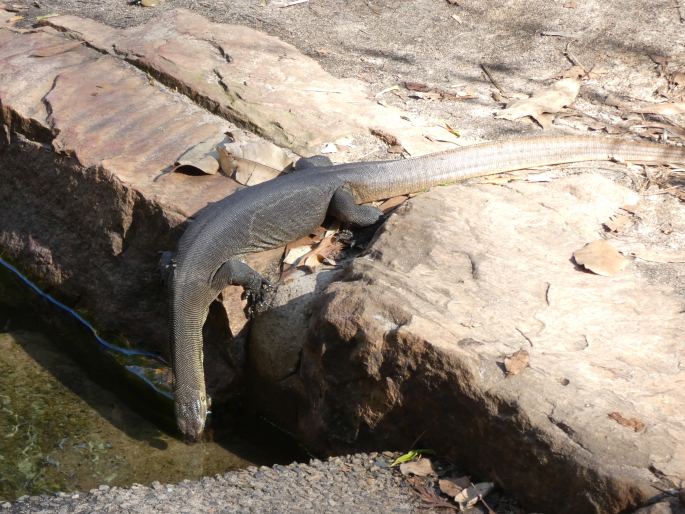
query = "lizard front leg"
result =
(211, 258, 273, 317)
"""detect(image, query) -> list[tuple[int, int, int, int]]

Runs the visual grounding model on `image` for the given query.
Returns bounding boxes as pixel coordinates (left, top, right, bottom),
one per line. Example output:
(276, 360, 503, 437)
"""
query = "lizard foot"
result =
(243, 280, 275, 318)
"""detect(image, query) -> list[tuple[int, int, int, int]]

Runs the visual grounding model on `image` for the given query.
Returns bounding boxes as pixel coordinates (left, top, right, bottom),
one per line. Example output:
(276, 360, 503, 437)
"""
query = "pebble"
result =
(3, 453, 426, 514)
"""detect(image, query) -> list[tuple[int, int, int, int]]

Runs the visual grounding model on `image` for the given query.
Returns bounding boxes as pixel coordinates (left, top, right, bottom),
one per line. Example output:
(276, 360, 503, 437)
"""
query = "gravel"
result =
(4, 453, 424, 513)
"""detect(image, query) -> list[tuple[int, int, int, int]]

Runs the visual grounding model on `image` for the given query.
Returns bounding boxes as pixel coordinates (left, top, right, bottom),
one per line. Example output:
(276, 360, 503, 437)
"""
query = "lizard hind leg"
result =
(210, 258, 273, 317)
(329, 187, 384, 227)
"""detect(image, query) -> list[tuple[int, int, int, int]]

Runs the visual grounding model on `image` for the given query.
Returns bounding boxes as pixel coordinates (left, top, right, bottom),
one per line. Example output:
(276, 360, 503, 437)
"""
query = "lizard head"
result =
(174, 384, 210, 441)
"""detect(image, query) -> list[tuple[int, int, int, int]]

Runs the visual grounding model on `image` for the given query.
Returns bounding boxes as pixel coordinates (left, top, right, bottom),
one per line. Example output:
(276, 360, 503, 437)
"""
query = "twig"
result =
(676, 0, 685, 22)
(562, 42, 588, 74)
(480, 64, 507, 98)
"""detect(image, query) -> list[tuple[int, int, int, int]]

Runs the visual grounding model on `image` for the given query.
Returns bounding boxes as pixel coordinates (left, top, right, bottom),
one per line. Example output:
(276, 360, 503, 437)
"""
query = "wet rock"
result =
(283, 173, 685, 514)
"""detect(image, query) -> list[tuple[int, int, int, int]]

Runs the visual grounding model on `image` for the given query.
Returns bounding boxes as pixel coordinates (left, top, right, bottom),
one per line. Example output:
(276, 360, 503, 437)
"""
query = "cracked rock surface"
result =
(251, 172, 685, 513)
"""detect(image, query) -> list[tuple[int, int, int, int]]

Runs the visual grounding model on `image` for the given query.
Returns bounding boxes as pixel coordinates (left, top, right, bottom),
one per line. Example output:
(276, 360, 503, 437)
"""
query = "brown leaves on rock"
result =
(454, 482, 496, 510)
(218, 140, 292, 185)
(572, 240, 629, 276)
(406, 476, 459, 511)
(503, 348, 530, 376)
(608, 412, 646, 432)
(494, 78, 580, 128)
(174, 139, 222, 175)
(438, 476, 471, 496)
(371, 128, 405, 154)
(281, 227, 346, 280)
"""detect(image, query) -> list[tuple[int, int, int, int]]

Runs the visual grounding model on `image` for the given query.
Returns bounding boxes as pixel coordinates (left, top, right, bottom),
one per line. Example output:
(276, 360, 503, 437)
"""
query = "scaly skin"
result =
(169, 135, 685, 440)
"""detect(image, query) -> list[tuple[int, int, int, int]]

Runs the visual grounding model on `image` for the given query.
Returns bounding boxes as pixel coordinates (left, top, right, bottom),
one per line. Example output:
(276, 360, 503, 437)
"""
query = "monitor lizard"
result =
(166, 135, 685, 440)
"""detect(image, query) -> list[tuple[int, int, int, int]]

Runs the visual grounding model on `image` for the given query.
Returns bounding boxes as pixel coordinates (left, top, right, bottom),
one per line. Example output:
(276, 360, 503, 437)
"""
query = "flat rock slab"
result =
(283, 172, 685, 513)
(42, 9, 459, 157)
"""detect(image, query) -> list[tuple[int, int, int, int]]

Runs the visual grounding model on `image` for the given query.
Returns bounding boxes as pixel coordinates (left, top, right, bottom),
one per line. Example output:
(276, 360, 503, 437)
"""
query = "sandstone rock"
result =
(42, 9, 459, 157)
(248, 269, 342, 428)
(633, 499, 685, 514)
(288, 172, 685, 514)
(0, 23, 278, 398)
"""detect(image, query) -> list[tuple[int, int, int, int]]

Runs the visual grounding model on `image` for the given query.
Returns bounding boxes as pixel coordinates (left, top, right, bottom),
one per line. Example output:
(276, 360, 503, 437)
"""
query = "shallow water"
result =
(0, 261, 306, 502)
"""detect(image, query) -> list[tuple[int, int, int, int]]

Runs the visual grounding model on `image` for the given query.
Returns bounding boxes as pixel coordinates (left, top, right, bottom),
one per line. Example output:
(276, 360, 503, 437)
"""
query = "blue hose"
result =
(0, 256, 163, 360)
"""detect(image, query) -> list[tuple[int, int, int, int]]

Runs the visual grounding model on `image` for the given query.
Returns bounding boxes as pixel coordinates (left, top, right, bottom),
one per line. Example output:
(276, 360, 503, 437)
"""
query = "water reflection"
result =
(0, 260, 306, 501)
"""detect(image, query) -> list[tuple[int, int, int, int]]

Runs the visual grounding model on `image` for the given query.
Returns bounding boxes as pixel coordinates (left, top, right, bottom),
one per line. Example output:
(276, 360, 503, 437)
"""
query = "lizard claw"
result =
(242, 280, 275, 318)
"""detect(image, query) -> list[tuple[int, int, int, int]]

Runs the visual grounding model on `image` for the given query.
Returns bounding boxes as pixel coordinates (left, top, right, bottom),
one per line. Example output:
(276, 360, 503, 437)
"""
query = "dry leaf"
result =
(603, 213, 632, 233)
(218, 140, 290, 186)
(562, 0, 577, 7)
(297, 234, 344, 272)
(634, 102, 685, 116)
(494, 78, 581, 127)
(283, 245, 311, 265)
(174, 139, 221, 175)
(608, 412, 645, 432)
(219, 140, 291, 171)
(572, 240, 629, 276)
(406, 476, 459, 511)
(504, 348, 530, 376)
(454, 482, 495, 508)
(399, 457, 436, 477)
(371, 127, 410, 154)
(378, 195, 409, 214)
(439, 476, 471, 497)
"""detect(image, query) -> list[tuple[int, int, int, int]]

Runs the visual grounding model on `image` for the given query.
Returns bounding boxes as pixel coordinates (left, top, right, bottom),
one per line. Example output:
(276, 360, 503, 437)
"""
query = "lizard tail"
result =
(344, 135, 685, 203)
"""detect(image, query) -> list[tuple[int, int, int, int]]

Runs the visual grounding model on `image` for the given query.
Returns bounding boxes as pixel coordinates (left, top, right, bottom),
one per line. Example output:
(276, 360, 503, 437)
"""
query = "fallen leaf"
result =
(672, 71, 685, 88)
(504, 348, 530, 376)
(173, 140, 221, 175)
(283, 245, 311, 266)
(634, 102, 685, 116)
(218, 140, 291, 185)
(572, 240, 629, 276)
(219, 140, 291, 172)
(562, 0, 577, 7)
(608, 412, 645, 432)
(399, 457, 436, 477)
(454, 482, 495, 509)
(35, 12, 58, 20)
(603, 213, 632, 233)
(406, 476, 459, 511)
(439, 476, 471, 496)
(444, 123, 461, 138)
(371, 128, 403, 152)
(378, 195, 409, 214)
(494, 78, 581, 127)
(296, 234, 345, 272)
